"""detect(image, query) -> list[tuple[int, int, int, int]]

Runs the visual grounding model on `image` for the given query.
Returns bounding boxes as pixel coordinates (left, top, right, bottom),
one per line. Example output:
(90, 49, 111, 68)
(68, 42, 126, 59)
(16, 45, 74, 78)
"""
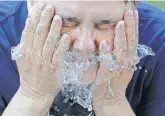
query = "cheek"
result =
(94, 29, 115, 48)
(61, 27, 78, 46)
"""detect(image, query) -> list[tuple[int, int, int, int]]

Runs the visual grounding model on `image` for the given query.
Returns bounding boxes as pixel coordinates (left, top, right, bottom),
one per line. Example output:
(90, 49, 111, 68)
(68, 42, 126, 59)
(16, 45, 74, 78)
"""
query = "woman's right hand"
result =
(16, 3, 70, 98)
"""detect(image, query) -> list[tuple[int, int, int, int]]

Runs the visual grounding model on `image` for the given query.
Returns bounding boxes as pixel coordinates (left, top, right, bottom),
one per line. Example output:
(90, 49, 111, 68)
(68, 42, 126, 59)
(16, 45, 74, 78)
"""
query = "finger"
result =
(52, 34, 70, 65)
(114, 21, 127, 65)
(99, 40, 110, 55)
(134, 10, 139, 41)
(27, 3, 45, 33)
(42, 15, 62, 65)
(20, 17, 31, 56)
(22, 4, 45, 44)
(133, 10, 139, 56)
(97, 40, 113, 83)
(21, 4, 45, 55)
(132, 10, 140, 65)
(124, 10, 136, 54)
(32, 5, 55, 57)
(99, 40, 110, 69)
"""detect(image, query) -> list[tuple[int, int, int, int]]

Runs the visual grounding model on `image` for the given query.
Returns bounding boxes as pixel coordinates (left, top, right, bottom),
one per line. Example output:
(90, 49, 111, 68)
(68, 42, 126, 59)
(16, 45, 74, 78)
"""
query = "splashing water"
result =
(57, 44, 155, 111)
(57, 49, 97, 111)
(58, 49, 98, 85)
(11, 43, 156, 112)
(62, 84, 93, 111)
(11, 44, 23, 60)
(137, 44, 155, 59)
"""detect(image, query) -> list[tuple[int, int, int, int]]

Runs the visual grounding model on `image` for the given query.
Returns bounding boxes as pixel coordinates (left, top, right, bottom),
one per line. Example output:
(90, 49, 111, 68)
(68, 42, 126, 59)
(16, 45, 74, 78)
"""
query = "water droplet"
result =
(145, 70, 148, 73)
(138, 66, 142, 70)
(63, 98, 69, 104)
(53, 105, 60, 112)
(133, 66, 138, 71)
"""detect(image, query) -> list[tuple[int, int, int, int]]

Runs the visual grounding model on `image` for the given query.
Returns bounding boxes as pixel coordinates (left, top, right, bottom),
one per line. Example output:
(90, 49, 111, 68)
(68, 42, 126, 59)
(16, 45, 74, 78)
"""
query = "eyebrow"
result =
(95, 19, 121, 25)
(61, 15, 122, 25)
(62, 16, 82, 23)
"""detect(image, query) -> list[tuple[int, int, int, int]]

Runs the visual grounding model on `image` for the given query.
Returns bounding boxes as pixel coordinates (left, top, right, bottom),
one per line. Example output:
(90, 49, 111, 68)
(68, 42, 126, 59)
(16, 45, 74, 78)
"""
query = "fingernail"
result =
(53, 15, 62, 27)
(45, 5, 53, 12)
(127, 10, 133, 19)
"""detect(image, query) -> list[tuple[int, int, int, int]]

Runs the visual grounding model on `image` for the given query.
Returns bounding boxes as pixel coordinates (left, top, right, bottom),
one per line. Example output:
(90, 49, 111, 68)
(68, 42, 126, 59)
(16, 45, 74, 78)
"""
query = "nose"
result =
(72, 27, 96, 53)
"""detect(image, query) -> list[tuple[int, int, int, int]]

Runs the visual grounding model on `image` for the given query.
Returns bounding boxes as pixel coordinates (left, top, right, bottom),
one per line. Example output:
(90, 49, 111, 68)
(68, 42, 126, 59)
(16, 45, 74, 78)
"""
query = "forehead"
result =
(39, 1, 128, 20)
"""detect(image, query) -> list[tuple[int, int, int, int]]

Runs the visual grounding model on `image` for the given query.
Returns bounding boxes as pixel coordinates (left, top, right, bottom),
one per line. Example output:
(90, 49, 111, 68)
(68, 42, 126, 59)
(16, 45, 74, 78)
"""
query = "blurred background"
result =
(146, 0, 165, 9)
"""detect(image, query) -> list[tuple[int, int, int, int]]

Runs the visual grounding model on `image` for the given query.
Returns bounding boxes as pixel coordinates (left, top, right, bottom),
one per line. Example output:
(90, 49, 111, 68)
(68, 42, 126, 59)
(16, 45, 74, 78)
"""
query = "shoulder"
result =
(137, 2, 165, 49)
(0, 1, 27, 57)
(0, 1, 26, 106)
(137, 2, 165, 44)
(0, 1, 27, 22)
(127, 2, 165, 113)
(137, 2, 165, 23)
(137, 2, 165, 69)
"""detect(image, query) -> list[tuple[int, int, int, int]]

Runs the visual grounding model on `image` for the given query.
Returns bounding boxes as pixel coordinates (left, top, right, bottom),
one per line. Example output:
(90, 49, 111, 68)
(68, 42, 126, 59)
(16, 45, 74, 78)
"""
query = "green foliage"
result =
(146, 1, 165, 9)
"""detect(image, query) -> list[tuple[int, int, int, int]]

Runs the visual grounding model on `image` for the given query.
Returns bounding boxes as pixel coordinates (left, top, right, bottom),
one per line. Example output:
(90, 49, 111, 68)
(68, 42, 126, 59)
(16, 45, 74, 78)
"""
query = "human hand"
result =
(16, 3, 70, 98)
(93, 9, 139, 111)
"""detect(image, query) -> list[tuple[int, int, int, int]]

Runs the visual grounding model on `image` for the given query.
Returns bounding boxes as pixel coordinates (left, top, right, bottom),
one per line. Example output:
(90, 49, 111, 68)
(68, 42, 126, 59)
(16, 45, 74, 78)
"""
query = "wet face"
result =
(28, 1, 134, 53)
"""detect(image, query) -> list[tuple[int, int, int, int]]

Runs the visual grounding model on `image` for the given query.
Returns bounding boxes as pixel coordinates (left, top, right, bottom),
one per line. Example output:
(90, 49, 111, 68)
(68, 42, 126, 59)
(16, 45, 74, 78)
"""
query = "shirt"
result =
(0, 1, 165, 116)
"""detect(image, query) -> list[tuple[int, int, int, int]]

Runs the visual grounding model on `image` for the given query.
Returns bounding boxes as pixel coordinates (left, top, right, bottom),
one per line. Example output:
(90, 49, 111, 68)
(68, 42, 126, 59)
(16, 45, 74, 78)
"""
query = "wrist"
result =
(93, 81, 127, 112)
(17, 86, 60, 115)
(93, 88, 129, 116)
(102, 88, 127, 106)
(19, 83, 60, 100)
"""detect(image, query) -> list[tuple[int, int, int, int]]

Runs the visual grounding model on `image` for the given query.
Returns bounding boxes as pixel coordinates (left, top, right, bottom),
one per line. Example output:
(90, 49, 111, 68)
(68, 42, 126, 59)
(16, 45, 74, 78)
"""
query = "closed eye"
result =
(94, 20, 119, 30)
(62, 17, 81, 27)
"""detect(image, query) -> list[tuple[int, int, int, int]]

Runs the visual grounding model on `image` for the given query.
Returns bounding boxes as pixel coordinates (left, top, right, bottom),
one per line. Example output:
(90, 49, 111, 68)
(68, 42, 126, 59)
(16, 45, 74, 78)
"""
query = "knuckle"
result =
(31, 46, 41, 57)
(42, 56, 51, 64)
(127, 32, 136, 39)
(44, 39, 54, 49)
(32, 10, 42, 19)
(126, 20, 135, 27)
(35, 25, 48, 37)
(27, 25, 36, 33)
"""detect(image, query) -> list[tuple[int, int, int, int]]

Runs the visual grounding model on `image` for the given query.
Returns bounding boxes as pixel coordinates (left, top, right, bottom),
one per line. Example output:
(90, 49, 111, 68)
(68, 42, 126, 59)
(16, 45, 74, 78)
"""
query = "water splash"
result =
(11, 43, 155, 112)
(11, 44, 23, 60)
(61, 84, 93, 111)
(137, 44, 155, 59)
(57, 44, 155, 111)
